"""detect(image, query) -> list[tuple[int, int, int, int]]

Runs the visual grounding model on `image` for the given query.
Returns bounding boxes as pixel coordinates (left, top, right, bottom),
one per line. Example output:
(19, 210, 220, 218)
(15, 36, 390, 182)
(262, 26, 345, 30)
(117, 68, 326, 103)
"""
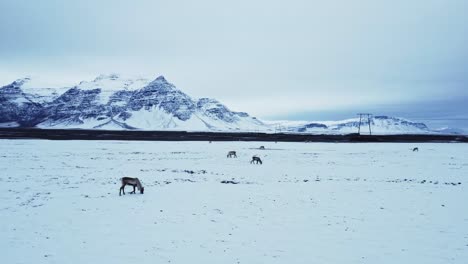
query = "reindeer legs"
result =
(119, 184, 126, 196)
(119, 184, 137, 195)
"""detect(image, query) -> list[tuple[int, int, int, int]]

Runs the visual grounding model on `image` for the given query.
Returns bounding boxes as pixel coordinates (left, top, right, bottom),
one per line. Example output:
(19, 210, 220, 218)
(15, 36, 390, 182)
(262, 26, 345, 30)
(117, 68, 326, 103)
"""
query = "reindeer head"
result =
(140, 187, 144, 194)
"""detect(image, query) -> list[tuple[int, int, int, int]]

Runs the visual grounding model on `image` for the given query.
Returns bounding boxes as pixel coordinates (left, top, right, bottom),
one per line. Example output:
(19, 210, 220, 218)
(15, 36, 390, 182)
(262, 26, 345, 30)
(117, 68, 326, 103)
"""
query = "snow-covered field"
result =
(1, 140, 467, 264)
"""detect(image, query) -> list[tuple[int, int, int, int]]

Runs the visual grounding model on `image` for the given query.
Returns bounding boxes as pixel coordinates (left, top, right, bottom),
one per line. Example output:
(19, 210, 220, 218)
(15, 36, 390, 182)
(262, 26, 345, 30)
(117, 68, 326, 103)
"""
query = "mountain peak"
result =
(154, 75, 167, 83)
(11, 77, 32, 87)
(144, 75, 175, 91)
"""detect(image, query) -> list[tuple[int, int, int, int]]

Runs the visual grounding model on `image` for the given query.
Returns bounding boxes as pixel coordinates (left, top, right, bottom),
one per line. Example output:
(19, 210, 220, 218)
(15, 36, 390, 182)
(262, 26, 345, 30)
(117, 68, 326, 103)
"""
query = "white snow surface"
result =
(76, 74, 150, 104)
(10, 75, 151, 105)
(0, 122, 20, 127)
(119, 110, 268, 132)
(18, 74, 149, 96)
(17, 77, 69, 102)
(1, 140, 467, 264)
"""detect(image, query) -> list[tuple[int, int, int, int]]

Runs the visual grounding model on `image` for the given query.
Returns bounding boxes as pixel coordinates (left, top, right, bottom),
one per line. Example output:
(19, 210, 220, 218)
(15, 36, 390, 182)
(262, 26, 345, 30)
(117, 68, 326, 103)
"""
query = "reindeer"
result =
(259, 146, 265, 150)
(251, 156, 263, 164)
(413, 147, 419, 152)
(119, 177, 144, 196)
(227, 151, 237, 158)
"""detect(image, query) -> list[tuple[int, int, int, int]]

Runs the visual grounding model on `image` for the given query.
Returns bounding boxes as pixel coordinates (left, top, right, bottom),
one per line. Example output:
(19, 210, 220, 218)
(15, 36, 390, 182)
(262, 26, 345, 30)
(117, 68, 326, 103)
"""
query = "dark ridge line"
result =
(0, 128, 466, 143)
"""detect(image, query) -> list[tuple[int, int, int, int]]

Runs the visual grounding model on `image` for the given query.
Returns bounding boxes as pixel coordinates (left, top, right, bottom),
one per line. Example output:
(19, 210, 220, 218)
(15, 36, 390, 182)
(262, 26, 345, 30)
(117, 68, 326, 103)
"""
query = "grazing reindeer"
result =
(259, 146, 265, 150)
(119, 177, 144, 196)
(227, 151, 237, 158)
(413, 147, 419, 152)
(251, 156, 263, 164)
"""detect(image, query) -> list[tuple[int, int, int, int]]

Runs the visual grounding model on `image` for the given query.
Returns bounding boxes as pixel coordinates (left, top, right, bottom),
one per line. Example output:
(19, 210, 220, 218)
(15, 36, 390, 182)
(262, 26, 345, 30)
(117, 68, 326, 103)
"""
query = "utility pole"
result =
(357, 113, 373, 135)
(275, 125, 283, 133)
(358, 114, 362, 134)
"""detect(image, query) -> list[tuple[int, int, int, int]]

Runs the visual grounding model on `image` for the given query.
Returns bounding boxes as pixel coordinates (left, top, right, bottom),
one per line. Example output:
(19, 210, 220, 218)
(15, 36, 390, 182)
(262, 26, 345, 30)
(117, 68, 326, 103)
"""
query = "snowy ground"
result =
(1, 140, 467, 264)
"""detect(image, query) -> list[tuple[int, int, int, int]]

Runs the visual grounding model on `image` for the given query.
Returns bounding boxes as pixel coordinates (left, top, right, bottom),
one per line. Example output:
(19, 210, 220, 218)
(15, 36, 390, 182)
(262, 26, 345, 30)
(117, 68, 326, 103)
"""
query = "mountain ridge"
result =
(0, 75, 460, 134)
(0, 75, 267, 132)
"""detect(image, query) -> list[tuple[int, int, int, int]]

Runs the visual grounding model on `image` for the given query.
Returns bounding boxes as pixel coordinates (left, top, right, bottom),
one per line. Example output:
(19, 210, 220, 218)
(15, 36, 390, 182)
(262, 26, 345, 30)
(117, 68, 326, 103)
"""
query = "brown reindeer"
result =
(413, 147, 419, 152)
(251, 156, 263, 164)
(119, 177, 144, 196)
(259, 146, 265, 150)
(227, 151, 237, 158)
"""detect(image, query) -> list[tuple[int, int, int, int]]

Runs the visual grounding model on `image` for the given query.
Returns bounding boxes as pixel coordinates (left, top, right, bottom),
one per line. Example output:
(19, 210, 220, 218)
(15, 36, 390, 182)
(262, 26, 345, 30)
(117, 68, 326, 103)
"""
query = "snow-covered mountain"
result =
(0, 74, 459, 134)
(0, 75, 267, 131)
(267, 116, 431, 134)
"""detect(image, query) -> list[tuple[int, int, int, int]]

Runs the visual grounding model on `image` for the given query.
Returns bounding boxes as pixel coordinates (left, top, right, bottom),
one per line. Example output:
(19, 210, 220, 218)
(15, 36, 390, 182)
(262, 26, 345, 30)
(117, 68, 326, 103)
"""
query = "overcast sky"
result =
(1, 0, 467, 126)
